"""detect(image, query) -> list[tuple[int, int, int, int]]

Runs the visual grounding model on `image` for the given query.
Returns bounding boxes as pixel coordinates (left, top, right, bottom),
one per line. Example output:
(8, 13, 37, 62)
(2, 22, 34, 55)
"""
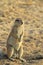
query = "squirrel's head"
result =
(15, 18, 23, 26)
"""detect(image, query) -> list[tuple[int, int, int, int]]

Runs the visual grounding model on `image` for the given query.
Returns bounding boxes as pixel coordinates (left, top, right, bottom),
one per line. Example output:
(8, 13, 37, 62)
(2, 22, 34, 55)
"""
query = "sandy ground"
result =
(0, 0, 43, 65)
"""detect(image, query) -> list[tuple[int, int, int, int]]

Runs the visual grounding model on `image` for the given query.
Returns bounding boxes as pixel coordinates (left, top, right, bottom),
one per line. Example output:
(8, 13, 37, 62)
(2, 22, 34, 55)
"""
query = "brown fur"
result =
(7, 18, 26, 62)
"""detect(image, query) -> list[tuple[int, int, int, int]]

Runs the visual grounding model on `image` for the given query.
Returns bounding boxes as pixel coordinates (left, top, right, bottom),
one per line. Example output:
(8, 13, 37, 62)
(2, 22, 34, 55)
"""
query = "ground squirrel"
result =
(7, 18, 26, 62)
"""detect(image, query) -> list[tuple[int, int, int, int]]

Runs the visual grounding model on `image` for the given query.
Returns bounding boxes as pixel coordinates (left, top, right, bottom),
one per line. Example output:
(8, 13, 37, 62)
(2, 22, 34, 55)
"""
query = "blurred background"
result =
(0, 0, 43, 65)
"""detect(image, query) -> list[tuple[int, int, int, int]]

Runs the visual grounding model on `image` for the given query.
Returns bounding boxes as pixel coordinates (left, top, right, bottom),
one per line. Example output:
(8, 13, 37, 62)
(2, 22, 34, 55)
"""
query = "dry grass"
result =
(0, 0, 43, 65)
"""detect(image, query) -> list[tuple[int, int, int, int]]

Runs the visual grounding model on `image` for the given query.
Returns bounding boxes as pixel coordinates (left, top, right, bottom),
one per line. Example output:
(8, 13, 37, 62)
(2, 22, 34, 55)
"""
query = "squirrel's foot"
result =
(8, 57, 15, 61)
(19, 57, 26, 62)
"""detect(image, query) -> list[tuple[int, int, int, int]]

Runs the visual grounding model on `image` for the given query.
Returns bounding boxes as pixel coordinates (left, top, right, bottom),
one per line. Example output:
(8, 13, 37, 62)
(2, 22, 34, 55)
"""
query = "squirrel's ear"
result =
(15, 18, 23, 25)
